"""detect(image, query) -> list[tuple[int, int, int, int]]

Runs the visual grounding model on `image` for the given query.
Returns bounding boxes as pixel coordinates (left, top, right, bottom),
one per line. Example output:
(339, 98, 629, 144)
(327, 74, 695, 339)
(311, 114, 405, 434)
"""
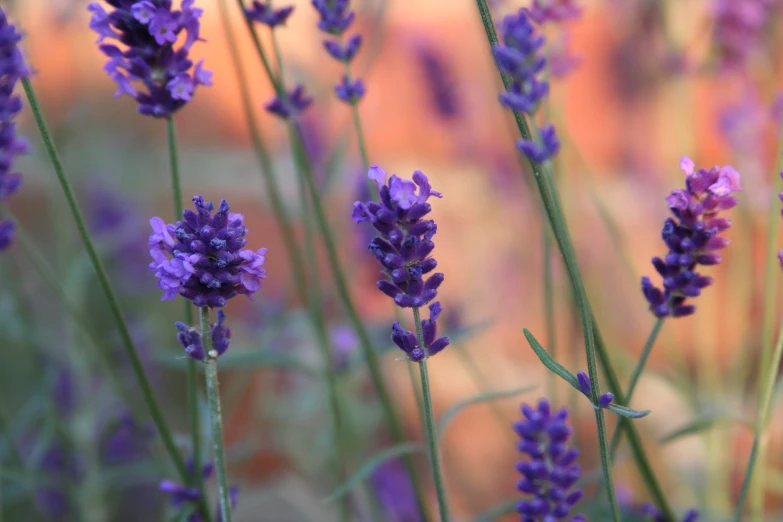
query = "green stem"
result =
(413, 308, 450, 522)
(166, 117, 205, 508)
(735, 316, 783, 520)
(749, 127, 783, 519)
(543, 232, 557, 403)
(608, 317, 665, 457)
(595, 324, 675, 520)
(201, 308, 233, 522)
(471, 3, 620, 519)
(20, 77, 189, 482)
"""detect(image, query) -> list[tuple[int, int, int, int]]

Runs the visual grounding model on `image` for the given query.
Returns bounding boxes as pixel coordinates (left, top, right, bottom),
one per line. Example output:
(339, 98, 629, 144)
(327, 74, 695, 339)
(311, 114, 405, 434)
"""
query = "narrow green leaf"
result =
(658, 414, 754, 445)
(168, 505, 197, 522)
(472, 498, 517, 522)
(523, 328, 580, 391)
(606, 403, 650, 419)
(437, 385, 537, 438)
(324, 443, 424, 502)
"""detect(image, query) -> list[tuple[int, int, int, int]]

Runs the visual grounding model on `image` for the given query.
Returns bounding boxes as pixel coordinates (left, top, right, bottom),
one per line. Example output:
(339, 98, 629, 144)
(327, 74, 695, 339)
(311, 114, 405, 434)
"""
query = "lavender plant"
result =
(353, 166, 450, 520)
(150, 195, 266, 522)
(0, 9, 27, 252)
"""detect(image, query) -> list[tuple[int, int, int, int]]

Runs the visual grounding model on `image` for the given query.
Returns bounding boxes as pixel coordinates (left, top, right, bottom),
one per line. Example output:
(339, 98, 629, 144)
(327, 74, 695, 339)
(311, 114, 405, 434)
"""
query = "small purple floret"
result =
(148, 196, 267, 307)
(264, 84, 313, 119)
(641, 158, 741, 318)
(244, 1, 294, 27)
(175, 309, 231, 361)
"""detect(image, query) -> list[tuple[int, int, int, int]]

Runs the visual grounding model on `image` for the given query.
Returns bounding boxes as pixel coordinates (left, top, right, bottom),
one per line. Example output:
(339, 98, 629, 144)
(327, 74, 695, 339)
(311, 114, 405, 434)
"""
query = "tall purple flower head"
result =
(711, 0, 775, 71)
(352, 166, 449, 361)
(0, 8, 28, 253)
(514, 399, 584, 522)
(88, 0, 212, 118)
(313, 0, 365, 104)
(642, 157, 741, 318)
(148, 196, 267, 308)
(493, 9, 559, 163)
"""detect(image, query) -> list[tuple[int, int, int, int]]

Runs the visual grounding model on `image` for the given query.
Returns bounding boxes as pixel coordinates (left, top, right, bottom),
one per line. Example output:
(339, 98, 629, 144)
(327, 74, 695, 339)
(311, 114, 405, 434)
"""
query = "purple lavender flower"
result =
(330, 324, 358, 370)
(148, 196, 267, 308)
(526, 0, 582, 24)
(642, 157, 741, 318)
(244, 1, 294, 27)
(334, 75, 365, 103)
(493, 9, 559, 163)
(264, 84, 313, 119)
(175, 309, 232, 360)
(514, 399, 584, 522)
(313, 0, 365, 104)
(642, 504, 699, 522)
(352, 166, 449, 361)
(0, 8, 28, 253)
(575, 371, 614, 408)
(711, 0, 772, 71)
(160, 463, 238, 522)
(87, 0, 212, 118)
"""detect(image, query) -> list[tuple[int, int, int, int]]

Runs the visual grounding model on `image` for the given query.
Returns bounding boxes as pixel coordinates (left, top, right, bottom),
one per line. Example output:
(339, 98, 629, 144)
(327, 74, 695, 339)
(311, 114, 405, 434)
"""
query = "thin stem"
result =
(543, 232, 557, 403)
(471, 3, 620, 519)
(166, 117, 204, 507)
(608, 317, 665, 457)
(20, 77, 189, 482)
(749, 126, 783, 519)
(735, 317, 783, 520)
(413, 307, 450, 522)
(338, 33, 372, 177)
(201, 308, 233, 522)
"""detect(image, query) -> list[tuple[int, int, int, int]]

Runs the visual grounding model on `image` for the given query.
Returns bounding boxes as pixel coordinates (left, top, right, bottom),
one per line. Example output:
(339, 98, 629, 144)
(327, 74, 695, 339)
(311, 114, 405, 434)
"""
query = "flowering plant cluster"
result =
(642, 158, 741, 318)
(88, 0, 212, 117)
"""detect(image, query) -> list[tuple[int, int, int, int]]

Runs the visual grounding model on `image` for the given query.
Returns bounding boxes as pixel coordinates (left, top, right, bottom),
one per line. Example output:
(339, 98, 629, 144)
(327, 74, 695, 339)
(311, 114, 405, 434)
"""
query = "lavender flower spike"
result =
(353, 166, 449, 360)
(0, 8, 28, 253)
(641, 158, 741, 318)
(313, 0, 365, 104)
(515, 399, 584, 521)
(527, 0, 582, 25)
(148, 196, 267, 308)
(493, 9, 559, 164)
(88, 0, 212, 118)
(175, 310, 231, 361)
(161, 461, 239, 521)
(264, 84, 313, 120)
